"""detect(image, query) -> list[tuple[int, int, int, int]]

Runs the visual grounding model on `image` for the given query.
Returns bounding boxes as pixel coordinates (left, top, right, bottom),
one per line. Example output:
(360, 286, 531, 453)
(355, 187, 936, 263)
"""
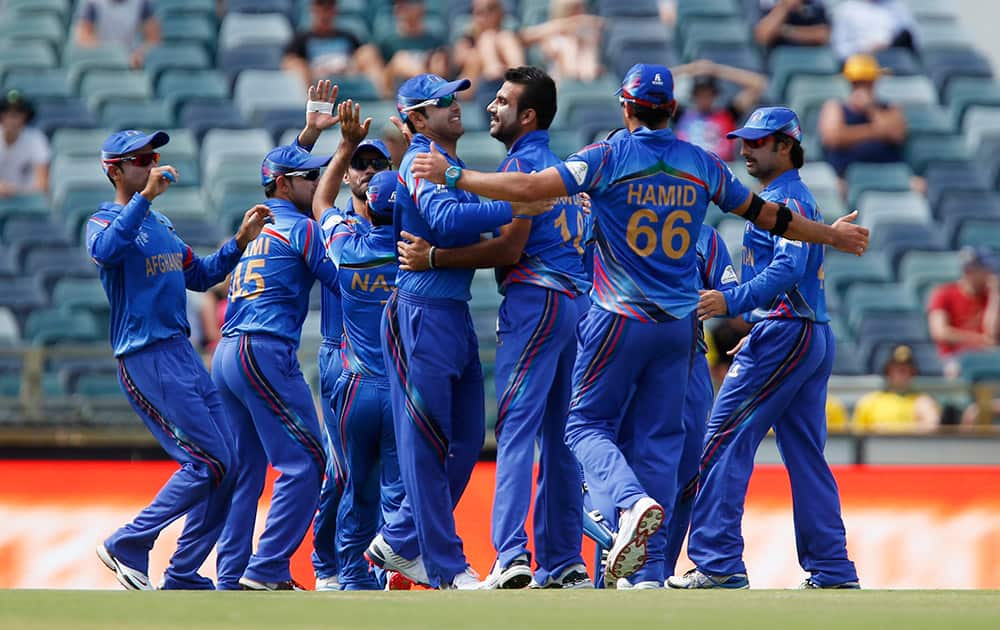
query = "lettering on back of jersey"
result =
(350, 272, 392, 294)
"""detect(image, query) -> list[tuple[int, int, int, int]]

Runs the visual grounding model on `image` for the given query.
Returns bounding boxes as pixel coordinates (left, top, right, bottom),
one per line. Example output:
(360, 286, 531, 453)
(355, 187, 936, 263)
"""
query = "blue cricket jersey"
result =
(87, 193, 241, 357)
(395, 134, 513, 301)
(553, 127, 751, 322)
(695, 224, 738, 354)
(319, 199, 361, 344)
(222, 198, 339, 346)
(722, 169, 829, 323)
(327, 216, 396, 378)
(496, 130, 591, 297)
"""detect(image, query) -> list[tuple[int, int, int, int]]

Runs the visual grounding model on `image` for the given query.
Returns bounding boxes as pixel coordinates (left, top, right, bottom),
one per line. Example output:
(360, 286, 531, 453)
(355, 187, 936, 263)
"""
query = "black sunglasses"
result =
(283, 169, 321, 181)
(350, 156, 391, 171)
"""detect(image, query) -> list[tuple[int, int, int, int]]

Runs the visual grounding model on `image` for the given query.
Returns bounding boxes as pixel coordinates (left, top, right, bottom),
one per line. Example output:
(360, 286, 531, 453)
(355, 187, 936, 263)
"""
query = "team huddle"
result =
(88, 62, 869, 592)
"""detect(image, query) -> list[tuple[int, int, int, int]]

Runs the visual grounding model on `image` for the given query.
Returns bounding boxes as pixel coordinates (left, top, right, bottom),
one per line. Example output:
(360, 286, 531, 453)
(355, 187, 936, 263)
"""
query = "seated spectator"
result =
(520, 0, 604, 83)
(671, 60, 769, 162)
(282, 0, 386, 96)
(852, 345, 942, 433)
(453, 0, 526, 99)
(377, 0, 447, 95)
(928, 247, 1000, 379)
(830, 0, 918, 61)
(754, 0, 831, 50)
(818, 54, 909, 197)
(74, 0, 161, 69)
(0, 91, 50, 198)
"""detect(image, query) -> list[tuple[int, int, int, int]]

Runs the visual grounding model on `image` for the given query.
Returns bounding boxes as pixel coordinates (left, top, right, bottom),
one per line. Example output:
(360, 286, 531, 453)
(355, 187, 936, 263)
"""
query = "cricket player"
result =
(409, 64, 869, 586)
(364, 73, 549, 590)
(668, 107, 860, 590)
(309, 97, 394, 593)
(212, 113, 347, 589)
(394, 66, 591, 590)
(89, 130, 271, 590)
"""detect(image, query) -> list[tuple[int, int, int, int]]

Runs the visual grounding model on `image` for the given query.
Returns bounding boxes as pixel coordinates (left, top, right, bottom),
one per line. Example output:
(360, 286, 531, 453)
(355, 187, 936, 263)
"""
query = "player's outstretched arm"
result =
(732, 195, 869, 256)
(182, 204, 274, 291)
(312, 99, 371, 220)
(298, 80, 340, 149)
(397, 220, 531, 271)
(411, 142, 568, 201)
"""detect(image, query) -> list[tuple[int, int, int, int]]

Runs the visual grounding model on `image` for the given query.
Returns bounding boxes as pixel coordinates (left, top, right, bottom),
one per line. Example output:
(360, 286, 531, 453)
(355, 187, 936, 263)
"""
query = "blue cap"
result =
(616, 64, 674, 109)
(960, 246, 998, 271)
(727, 106, 802, 142)
(261, 144, 332, 185)
(396, 73, 471, 121)
(366, 170, 399, 221)
(351, 138, 392, 161)
(101, 129, 169, 162)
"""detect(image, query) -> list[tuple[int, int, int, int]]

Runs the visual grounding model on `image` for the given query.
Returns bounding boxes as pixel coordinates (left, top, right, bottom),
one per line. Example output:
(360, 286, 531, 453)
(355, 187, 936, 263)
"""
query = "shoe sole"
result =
(96, 544, 151, 591)
(365, 545, 429, 587)
(498, 569, 533, 590)
(605, 503, 664, 583)
(666, 575, 750, 589)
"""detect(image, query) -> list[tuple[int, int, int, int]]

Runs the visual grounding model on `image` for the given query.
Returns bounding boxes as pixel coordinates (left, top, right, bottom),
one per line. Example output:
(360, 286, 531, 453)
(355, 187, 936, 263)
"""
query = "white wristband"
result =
(306, 100, 334, 115)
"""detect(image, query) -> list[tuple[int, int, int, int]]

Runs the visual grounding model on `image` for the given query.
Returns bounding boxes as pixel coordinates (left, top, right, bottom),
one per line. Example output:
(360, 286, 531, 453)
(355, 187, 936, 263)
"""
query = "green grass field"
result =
(2, 590, 1000, 629)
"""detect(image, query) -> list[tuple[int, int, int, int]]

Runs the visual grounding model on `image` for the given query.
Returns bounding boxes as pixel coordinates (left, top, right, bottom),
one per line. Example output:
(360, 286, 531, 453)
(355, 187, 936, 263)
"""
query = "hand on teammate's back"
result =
(396, 230, 431, 271)
(697, 289, 728, 321)
(830, 210, 868, 256)
(511, 198, 555, 217)
(235, 205, 274, 250)
(140, 165, 179, 201)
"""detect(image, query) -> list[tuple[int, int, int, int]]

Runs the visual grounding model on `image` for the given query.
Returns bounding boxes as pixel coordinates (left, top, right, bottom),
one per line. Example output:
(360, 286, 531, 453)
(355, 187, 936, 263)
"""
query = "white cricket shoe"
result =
(365, 533, 431, 586)
(445, 566, 484, 590)
(239, 577, 306, 591)
(315, 575, 341, 591)
(96, 543, 153, 591)
(616, 577, 662, 590)
(483, 554, 533, 589)
(604, 496, 664, 584)
(530, 564, 593, 589)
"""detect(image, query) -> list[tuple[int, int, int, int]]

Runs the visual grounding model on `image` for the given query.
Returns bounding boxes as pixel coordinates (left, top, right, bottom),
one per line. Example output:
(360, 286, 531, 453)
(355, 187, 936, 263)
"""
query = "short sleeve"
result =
(554, 142, 613, 196)
(703, 151, 752, 213)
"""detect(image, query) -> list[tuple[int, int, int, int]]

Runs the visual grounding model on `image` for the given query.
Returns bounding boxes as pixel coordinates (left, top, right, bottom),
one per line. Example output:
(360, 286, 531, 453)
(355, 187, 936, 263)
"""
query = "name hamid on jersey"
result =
(626, 183, 698, 207)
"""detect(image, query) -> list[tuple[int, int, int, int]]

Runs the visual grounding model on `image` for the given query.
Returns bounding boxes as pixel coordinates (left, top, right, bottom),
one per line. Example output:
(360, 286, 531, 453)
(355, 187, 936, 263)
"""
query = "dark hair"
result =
(775, 133, 804, 168)
(264, 180, 278, 198)
(403, 110, 423, 134)
(503, 66, 557, 130)
(630, 102, 672, 129)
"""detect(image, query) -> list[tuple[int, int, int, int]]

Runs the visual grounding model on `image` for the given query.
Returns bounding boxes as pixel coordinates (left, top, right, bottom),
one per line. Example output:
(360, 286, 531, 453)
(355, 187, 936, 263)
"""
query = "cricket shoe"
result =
(443, 566, 484, 590)
(239, 577, 306, 591)
(530, 564, 593, 589)
(615, 577, 662, 590)
(798, 577, 860, 590)
(483, 554, 533, 589)
(604, 496, 664, 584)
(96, 543, 153, 591)
(315, 575, 341, 591)
(365, 533, 431, 586)
(666, 568, 749, 589)
(385, 571, 413, 591)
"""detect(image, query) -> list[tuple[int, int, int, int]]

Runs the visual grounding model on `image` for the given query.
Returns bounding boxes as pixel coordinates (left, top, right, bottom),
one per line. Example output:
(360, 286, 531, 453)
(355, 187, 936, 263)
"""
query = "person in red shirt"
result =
(927, 247, 1000, 377)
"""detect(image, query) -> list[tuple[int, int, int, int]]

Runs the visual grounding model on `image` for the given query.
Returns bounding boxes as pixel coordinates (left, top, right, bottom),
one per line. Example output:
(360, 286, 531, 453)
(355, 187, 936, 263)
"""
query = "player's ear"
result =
(521, 107, 536, 127)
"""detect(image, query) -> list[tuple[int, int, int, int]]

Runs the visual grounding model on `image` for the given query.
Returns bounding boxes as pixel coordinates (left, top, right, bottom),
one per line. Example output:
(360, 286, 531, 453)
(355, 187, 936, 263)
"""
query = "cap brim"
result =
(351, 140, 392, 160)
(123, 130, 170, 153)
(726, 127, 774, 140)
(429, 78, 471, 98)
(299, 154, 333, 169)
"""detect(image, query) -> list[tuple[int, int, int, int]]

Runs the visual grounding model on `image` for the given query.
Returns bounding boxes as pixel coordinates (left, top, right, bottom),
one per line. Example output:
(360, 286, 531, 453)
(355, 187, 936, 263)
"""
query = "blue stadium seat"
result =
(955, 220, 1000, 249)
(844, 283, 918, 332)
(217, 45, 284, 84)
(51, 128, 113, 158)
(2, 216, 69, 249)
(937, 192, 1000, 232)
(326, 75, 380, 102)
(958, 350, 1000, 382)
(899, 250, 963, 306)
(824, 250, 892, 302)
(168, 216, 224, 248)
(0, 307, 20, 346)
(944, 78, 1000, 128)
(227, 0, 294, 17)
(769, 46, 839, 101)
(869, 341, 942, 376)
(923, 48, 993, 95)
(873, 47, 922, 76)
(598, 0, 659, 18)
(214, 185, 263, 232)
(158, 70, 231, 116)
(924, 161, 991, 212)
(219, 12, 293, 51)
(23, 245, 97, 293)
(867, 221, 948, 272)
(179, 101, 248, 142)
(79, 70, 152, 112)
(52, 278, 108, 314)
(875, 75, 937, 106)
(2, 69, 73, 100)
(33, 98, 100, 135)
(254, 107, 305, 142)
(100, 100, 176, 131)
(62, 45, 131, 87)
(845, 162, 911, 208)
(963, 106, 1000, 153)
(202, 128, 273, 182)
(143, 43, 211, 83)
(0, 274, 48, 321)
(902, 104, 954, 138)
(905, 135, 970, 174)
(832, 340, 865, 375)
(161, 13, 218, 51)
(0, 41, 57, 77)
(0, 13, 65, 51)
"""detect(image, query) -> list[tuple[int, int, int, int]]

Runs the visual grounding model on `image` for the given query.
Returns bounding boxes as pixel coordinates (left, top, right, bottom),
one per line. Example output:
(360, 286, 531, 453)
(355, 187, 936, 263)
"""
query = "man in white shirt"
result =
(0, 91, 50, 198)
(831, 0, 918, 61)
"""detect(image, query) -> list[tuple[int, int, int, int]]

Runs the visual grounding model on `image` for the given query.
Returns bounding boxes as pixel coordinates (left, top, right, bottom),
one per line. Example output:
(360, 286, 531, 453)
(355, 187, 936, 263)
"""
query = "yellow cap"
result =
(842, 54, 888, 83)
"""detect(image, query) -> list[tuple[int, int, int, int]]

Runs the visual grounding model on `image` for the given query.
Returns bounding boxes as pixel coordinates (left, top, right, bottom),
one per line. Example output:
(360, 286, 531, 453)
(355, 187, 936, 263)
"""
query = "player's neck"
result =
(114, 186, 137, 206)
(353, 195, 371, 222)
(758, 164, 793, 188)
(422, 131, 457, 157)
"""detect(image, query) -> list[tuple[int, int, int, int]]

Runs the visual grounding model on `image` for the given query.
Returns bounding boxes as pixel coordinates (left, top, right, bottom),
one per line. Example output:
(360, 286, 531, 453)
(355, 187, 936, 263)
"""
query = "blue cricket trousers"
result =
(493, 284, 588, 581)
(663, 352, 712, 576)
(311, 339, 345, 581)
(380, 290, 485, 588)
(109, 336, 235, 590)
(212, 333, 327, 589)
(334, 372, 404, 589)
(565, 306, 694, 584)
(688, 319, 858, 585)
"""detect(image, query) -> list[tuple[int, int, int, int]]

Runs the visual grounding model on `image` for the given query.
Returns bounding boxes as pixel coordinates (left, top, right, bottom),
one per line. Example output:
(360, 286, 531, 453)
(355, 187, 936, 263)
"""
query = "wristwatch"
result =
(444, 165, 463, 188)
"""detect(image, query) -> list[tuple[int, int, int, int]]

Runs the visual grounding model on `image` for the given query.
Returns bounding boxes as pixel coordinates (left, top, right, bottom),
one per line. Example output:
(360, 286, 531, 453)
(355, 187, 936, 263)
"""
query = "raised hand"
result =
(830, 210, 869, 256)
(140, 165, 179, 201)
(338, 99, 372, 145)
(390, 116, 413, 148)
(235, 204, 274, 250)
(410, 142, 449, 184)
(397, 230, 432, 271)
(306, 79, 341, 132)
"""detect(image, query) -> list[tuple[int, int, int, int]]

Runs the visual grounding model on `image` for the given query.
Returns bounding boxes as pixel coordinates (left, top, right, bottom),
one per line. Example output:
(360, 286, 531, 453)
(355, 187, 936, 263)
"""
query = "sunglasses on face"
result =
(350, 156, 391, 171)
(400, 93, 457, 113)
(104, 152, 160, 168)
(742, 137, 771, 149)
(283, 169, 321, 181)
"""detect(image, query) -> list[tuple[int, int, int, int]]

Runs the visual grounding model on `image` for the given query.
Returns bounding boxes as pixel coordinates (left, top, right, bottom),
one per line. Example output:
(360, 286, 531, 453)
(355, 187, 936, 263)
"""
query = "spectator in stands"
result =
(377, 0, 447, 96)
(0, 91, 49, 198)
(851, 344, 942, 432)
(818, 54, 908, 198)
(520, 0, 604, 83)
(830, 0, 918, 61)
(754, 0, 831, 50)
(283, 0, 387, 97)
(453, 0, 526, 99)
(671, 60, 769, 162)
(74, 0, 161, 69)
(927, 247, 1000, 379)
(200, 280, 228, 355)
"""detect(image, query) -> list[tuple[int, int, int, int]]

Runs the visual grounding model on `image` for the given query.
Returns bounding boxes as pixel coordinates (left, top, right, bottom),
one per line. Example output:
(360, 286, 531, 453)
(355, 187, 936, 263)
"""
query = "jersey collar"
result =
(761, 168, 801, 195)
(507, 129, 550, 157)
(264, 198, 306, 216)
